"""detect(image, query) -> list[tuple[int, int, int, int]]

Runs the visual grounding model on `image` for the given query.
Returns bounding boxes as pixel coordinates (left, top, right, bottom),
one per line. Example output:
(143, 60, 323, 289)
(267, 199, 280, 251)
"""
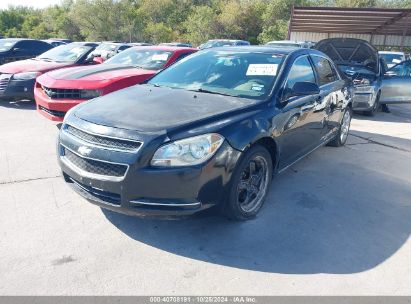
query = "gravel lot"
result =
(1, 100, 410, 295)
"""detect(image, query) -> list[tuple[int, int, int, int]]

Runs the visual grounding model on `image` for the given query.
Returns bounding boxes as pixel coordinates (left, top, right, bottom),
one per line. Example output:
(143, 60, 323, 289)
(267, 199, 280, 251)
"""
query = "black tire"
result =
(328, 107, 352, 147)
(222, 145, 273, 220)
(363, 91, 380, 116)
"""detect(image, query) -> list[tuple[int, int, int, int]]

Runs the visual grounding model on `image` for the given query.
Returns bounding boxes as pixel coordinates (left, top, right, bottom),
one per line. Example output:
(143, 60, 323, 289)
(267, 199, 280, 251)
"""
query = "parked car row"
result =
(0, 42, 99, 100)
(53, 46, 354, 220)
(1, 37, 410, 220)
(1, 37, 410, 118)
(35, 46, 197, 121)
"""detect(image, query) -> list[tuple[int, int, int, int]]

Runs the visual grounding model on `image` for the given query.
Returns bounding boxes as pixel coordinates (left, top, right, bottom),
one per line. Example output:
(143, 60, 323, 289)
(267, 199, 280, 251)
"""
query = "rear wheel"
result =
(223, 145, 273, 220)
(328, 107, 352, 147)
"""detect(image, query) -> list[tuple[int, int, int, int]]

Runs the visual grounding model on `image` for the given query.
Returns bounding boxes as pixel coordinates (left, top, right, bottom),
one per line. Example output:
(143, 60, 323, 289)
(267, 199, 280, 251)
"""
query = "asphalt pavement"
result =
(0, 100, 410, 295)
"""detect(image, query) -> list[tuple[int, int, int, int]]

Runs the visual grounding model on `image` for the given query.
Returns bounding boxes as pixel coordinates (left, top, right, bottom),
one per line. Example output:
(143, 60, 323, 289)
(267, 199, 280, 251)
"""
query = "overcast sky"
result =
(0, 0, 61, 9)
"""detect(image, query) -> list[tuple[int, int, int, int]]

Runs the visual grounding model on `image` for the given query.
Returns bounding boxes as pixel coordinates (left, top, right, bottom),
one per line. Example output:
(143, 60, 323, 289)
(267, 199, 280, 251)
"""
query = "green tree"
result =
(144, 22, 176, 43)
(183, 5, 218, 45)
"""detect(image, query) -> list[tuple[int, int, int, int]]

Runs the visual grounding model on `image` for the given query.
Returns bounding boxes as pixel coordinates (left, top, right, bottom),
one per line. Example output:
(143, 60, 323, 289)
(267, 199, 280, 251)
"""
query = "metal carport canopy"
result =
(288, 6, 411, 48)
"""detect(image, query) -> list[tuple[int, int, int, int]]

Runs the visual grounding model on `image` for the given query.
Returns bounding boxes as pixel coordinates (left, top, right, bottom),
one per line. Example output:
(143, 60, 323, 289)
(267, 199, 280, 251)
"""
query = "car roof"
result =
(201, 45, 310, 54)
(267, 40, 304, 44)
(208, 39, 248, 42)
(66, 41, 99, 47)
(1, 38, 40, 42)
(130, 45, 197, 52)
(201, 46, 331, 61)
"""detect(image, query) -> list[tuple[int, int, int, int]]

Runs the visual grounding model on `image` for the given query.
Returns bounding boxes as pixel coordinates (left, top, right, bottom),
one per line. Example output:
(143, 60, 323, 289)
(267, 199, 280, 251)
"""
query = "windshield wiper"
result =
(148, 83, 162, 87)
(189, 88, 235, 97)
(38, 57, 54, 62)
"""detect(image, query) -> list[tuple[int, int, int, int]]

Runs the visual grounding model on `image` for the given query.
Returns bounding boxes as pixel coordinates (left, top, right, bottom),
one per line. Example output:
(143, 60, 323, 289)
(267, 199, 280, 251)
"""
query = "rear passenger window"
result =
(285, 56, 316, 90)
(312, 56, 338, 85)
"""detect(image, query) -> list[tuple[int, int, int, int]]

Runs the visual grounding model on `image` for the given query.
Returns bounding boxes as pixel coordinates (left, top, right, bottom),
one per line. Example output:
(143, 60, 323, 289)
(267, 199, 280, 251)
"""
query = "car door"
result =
(277, 55, 323, 169)
(380, 60, 411, 104)
(311, 54, 345, 140)
(30, 40, 53, 56)
(10, 41, 34, 61)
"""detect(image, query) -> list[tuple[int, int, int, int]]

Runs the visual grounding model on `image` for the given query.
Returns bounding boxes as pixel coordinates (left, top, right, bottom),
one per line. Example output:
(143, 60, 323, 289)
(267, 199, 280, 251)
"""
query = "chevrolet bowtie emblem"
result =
(78, 146, 92, 156)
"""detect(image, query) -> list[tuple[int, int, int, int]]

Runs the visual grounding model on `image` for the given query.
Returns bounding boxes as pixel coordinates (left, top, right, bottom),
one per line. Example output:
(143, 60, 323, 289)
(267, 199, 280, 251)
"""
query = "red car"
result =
(35, 46, 197, 121)
(0, 42, 99, 101)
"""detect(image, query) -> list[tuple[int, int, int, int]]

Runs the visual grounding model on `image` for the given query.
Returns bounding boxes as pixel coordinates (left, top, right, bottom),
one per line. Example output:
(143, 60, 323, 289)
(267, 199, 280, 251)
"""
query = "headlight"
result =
(151, 133, 224, 167)
(354, 85, 373, 93)
(13, 72, 41, 80)
(80, 89, 102, 99)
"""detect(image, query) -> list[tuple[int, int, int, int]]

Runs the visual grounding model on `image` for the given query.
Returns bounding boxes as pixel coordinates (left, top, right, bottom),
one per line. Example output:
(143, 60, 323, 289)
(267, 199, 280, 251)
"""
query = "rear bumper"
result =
(34, 86, 83, 121)
(0, 78, 35, 100)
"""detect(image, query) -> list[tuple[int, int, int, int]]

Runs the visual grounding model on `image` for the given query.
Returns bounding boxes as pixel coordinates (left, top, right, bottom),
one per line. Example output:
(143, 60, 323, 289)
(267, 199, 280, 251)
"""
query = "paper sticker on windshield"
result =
(392, 59, 402, 64)
(152, 54, 169, 61)
(246, 64, 278, 76)
(251, 84, 264, 91)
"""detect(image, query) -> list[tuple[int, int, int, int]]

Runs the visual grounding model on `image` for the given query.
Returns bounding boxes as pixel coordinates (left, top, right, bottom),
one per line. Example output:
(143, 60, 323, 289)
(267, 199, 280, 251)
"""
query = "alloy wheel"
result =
(237, 155, 270, 213)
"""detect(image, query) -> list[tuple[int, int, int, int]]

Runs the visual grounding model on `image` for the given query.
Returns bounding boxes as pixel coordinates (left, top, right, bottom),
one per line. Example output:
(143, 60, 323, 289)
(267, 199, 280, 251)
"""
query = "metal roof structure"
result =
(288, 6, 411, 48)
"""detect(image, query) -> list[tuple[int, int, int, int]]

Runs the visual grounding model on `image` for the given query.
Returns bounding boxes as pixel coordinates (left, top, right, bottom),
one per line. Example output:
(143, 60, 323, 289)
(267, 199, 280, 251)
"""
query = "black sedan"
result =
(57, 46, 353, 220)
(0, 38, 53, 65)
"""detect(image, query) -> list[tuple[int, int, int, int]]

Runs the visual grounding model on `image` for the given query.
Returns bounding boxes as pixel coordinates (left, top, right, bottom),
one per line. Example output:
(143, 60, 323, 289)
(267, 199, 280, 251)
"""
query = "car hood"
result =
(47, 64, 156, 81)
(0, 58, 75, 74)
(315, 38, 379, 74)
(74, 85, 259, 132)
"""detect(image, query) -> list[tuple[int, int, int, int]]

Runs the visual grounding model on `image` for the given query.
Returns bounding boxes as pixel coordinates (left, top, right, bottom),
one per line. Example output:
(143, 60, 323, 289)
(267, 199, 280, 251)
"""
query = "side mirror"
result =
(12, 47, 21, 52)
(92, 57, 104, 64)
(291, 82, 320, 96)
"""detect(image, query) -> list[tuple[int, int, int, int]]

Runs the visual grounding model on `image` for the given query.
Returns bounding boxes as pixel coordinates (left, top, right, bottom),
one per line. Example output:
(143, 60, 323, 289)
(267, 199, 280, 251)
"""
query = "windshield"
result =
(380, 53, 404, 65)
(267, 43, 300, 48)
(105, 48, 173, 70)
(0, 40, 17, 52)
(148, 50, 285, 100)
(38, 43, 93, 62)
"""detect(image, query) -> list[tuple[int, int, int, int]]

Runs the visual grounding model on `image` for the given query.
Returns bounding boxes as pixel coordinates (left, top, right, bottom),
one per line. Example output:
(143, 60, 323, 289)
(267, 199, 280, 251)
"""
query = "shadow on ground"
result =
(102, 133, 411, 274)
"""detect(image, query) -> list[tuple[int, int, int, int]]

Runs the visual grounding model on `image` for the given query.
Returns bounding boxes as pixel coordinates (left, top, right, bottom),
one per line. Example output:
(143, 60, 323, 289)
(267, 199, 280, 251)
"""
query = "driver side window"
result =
(284, 56, 316, 97)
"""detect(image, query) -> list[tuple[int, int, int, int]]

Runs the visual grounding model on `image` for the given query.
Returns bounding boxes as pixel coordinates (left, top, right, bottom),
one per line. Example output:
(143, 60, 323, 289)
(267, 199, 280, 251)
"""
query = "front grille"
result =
(0, 74, 11, 92)
(65, 125, 142, 151)
(39, 105, 66, 118)
(42, 86, 83, 99)
(69, 177, 121, 205)
(62, 146, 128, 178)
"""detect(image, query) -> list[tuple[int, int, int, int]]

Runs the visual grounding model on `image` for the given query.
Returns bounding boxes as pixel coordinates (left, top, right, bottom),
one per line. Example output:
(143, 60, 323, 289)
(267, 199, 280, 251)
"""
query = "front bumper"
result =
(34, 86, 85, 122)
(57, 119, 242, 217)
(0, 76, 35, 100)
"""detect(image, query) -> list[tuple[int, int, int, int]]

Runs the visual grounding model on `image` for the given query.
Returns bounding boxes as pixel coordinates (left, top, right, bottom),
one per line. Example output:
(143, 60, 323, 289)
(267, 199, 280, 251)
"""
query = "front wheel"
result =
(328, 107, 352, 147)
(222, 145, 273, 220)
